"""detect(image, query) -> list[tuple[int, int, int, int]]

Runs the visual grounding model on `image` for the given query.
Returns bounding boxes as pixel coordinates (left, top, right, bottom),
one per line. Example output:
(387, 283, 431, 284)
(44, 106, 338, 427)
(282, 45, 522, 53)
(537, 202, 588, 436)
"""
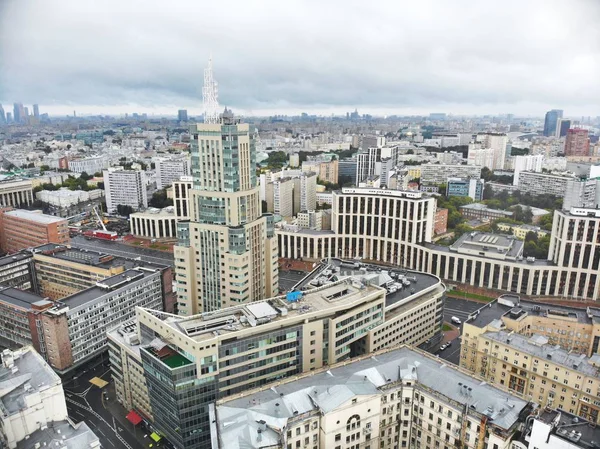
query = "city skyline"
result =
(1, 0, 599, 117)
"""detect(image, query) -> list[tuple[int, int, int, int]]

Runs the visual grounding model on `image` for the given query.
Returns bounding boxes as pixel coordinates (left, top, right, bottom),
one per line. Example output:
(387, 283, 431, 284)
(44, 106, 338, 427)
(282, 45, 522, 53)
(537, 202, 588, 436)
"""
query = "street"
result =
(71, 234, 174, 266)
(420, 296, 489, 366)
(63, 363, 146, 449)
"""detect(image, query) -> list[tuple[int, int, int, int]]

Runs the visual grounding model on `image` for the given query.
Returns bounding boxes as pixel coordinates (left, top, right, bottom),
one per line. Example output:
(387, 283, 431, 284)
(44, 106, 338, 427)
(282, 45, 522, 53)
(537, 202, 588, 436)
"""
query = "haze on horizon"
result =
(1, 0, 599, 118)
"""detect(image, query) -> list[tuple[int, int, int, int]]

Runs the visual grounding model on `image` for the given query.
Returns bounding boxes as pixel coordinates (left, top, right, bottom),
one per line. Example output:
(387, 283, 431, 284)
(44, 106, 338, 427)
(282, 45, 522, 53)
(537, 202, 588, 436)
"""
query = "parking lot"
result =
(278, 269, 308, 293)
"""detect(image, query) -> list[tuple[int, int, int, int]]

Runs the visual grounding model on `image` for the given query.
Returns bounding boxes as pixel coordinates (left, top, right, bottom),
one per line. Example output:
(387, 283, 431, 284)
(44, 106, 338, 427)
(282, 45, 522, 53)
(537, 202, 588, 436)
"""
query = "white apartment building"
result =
(542, 156, 568, 172)
(211, 345, 533, 449)
(36, 188, 104, 207)
(517, 171, 574, 197)
(0, 347, 68, 448)
(103, 167, 148, 213)
(420, 164, 482, 185)
(467, 148, 496, 168)
(297, 209, 323, 230)
(316, 192, 333, 206)
(563, 179, 600, 210)
(266, 177, 295, 217)
(155, 157, 191, 189)
(513, 154, 544, 185)
(478, 133, 508, 170)
(68, 156, 107, 174)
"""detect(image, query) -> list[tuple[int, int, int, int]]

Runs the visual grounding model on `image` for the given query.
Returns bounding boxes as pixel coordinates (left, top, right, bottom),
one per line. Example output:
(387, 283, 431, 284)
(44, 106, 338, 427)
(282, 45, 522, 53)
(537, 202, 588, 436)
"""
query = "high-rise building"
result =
(513, 154, 544, 185)
(174, 60, 278, 315)
(447, 177, 484, 200)
(33, 103, 39, 119)
(103, 167, 148, 213)
(556, 118, 571, 137)
(155, 157, 191, 189)
(6, 112, 11, 123)
(0, 104, 5, 124)
(563, 178, 600, 210)
(172, 176, 193, 220)
(564, 128, 590, 156)
(12, 103, 25, 124)
(544, 109, 563, 137)
(478, 133, 508, 170)
(177, 109, 188, 121)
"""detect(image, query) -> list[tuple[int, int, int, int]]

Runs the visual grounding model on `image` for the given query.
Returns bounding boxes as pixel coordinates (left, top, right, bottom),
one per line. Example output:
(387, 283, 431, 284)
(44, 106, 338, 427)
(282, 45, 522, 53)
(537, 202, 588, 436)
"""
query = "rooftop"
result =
(0, 346, 61, 416)
(0, 286, 50, 310)
(4, 209, 66, 225)
(292, 258, 441, 309)
(15, 420, 100, 449)
(536, 408, 600, 449)
(139, 279, 385, 344)
(0, 251, 32, 268)
(460, 203, 514, 216)
(32, 243, 167, 272)
(58, 268, 159, 310)
(130, 206, 175, 217)
(213, 346, 530, 449)
(450, 232, 524, 260)
(465, 295, 600, 329)
(483, 331, 600, 377)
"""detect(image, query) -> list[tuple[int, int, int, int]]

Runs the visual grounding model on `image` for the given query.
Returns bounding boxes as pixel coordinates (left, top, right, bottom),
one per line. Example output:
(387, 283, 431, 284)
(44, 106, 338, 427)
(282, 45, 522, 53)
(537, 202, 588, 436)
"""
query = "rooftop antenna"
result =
(203, 56, 220, 124)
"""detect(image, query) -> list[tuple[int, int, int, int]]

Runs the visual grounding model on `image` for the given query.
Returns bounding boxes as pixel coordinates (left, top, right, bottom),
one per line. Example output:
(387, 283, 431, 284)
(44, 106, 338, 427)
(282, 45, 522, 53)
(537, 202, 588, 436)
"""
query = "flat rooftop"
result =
(214, 346, 530, 449)
(15, 420, 99, 449)
(0, 251, 32, 268)
(139, 279, 385, 343)
(537, 409, 600, 448)
(466, 295, 599, 329)
(3, 209, 66, 224)
(294, 259, 442, 309)
(483, 331, 600, 377)
(0, 286, 50, 309)
(450, 232, 524, 259)
(0, 346, 61, 416)
(59, 268, 158, 309)
(32, 243, 167, 271)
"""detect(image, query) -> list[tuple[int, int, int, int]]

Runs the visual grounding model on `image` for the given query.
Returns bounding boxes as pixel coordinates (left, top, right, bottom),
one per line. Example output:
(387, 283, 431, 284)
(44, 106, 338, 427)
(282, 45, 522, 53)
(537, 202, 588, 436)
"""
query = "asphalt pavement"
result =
(71, 235, 174, 267)
(420, 296, 490, 366)
(63, 363, 146, 449)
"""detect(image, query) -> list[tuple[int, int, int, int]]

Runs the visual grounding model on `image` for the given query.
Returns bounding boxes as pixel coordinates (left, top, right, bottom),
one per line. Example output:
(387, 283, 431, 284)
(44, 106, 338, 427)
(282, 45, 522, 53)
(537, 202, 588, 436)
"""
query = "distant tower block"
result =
(202, 58, 220, 124)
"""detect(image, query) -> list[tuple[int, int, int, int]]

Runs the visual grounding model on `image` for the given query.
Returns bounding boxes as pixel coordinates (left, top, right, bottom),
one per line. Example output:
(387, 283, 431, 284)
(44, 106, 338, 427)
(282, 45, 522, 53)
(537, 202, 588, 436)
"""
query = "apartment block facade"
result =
(156, 157, 192, 189)
(103, 167, 148, 213)
(517, 171, 573, 197)
(420, 164, 481, 186)
(211, 346, 534, 449)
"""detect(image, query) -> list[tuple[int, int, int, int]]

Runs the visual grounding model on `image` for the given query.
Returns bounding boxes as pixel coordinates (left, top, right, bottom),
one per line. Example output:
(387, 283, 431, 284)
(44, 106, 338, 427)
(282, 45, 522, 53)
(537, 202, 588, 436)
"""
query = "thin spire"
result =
(203, 57, 220, 124)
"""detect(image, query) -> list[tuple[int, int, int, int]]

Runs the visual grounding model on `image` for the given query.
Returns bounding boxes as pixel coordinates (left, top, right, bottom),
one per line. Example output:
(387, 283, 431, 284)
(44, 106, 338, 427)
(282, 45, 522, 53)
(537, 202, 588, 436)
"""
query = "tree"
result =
(266, 151, 288, 169)
(483, 184, 494, 200)
(149, 189, 173, 209)
(79, 172, 92, 181)
(116, 205, 134, 217)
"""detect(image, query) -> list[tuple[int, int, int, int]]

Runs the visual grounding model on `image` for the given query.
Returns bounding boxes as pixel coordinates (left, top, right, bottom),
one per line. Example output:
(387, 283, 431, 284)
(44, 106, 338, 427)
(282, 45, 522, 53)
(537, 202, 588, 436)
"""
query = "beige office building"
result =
(175, 113, 278, 316)
(108, 272, 445, 448)
(130, 207, 178, 239)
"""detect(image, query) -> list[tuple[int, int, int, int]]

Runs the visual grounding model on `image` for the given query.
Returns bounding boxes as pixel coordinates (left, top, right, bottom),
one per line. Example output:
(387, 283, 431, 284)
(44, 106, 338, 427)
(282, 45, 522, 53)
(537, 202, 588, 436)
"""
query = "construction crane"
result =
(92, 205, 107, 232)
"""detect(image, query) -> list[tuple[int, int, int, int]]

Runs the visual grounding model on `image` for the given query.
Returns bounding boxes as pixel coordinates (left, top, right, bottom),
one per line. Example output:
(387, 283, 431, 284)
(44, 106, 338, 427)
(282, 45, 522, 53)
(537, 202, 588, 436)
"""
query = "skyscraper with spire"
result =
(174, 59, 278, 314)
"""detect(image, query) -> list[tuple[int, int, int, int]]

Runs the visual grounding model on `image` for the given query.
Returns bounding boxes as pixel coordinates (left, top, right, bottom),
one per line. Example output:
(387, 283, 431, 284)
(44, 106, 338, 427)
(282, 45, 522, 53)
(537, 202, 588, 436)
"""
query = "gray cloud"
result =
(1, 0, 599, 116)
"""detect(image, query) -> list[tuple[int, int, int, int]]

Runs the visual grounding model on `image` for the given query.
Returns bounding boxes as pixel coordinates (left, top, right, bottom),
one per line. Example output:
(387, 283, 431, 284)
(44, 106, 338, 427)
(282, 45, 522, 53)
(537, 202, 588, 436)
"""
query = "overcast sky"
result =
(1, 0, 599, 117)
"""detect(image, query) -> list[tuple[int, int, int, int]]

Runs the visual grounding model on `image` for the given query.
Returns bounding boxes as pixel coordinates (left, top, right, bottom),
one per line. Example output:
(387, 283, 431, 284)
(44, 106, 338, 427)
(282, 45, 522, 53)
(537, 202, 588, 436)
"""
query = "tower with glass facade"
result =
(174, 67, 278, 315)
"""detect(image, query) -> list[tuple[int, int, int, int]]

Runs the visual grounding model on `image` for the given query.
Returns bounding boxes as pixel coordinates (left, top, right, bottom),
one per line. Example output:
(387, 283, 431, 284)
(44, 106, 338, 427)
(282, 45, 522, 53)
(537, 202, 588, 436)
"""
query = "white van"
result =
(451, 316, 462, 325)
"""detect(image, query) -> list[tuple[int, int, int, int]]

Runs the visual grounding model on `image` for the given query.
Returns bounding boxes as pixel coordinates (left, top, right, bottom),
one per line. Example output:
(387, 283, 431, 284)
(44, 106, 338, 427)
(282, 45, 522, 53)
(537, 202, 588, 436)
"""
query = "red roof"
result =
(126, 410, 143, 426)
